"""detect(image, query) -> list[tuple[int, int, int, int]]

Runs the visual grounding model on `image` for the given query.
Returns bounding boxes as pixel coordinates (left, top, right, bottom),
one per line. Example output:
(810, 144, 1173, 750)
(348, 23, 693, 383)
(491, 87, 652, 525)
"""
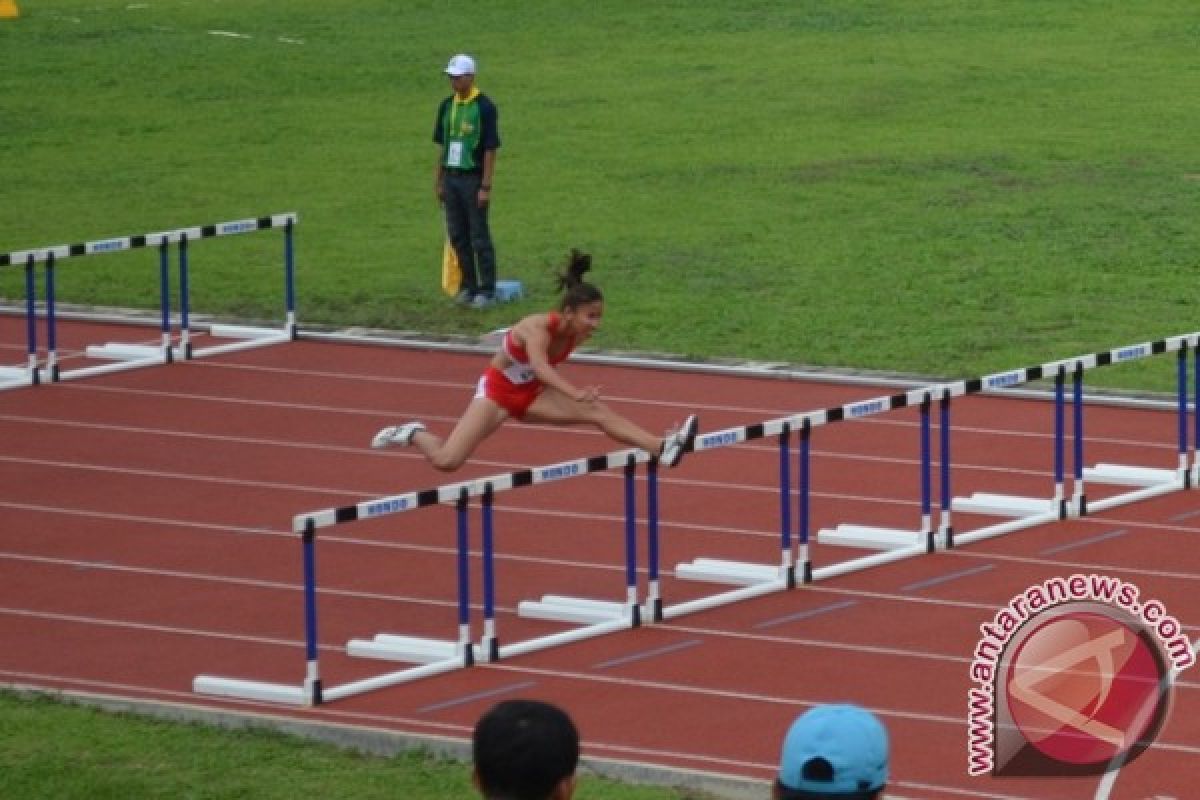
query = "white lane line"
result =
(5, 556, 1196, 692)
(180, 359, 1187, 449)
(1039, 528, 1129, 556)
(950, 547, 1200, 591)
(0, 668, 470, 740)
(0, 553, 467, 611)
(0, 454, 363, 498)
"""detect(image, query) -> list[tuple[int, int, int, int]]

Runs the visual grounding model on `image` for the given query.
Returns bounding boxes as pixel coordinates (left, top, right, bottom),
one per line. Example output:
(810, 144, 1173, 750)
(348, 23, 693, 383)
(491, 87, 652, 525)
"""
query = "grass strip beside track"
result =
(0, 690, 717, 800)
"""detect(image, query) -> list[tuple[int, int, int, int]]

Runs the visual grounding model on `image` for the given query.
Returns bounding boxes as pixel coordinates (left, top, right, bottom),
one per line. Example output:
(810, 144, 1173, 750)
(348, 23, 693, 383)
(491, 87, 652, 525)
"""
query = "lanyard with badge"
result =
(446, 95, 475, 168)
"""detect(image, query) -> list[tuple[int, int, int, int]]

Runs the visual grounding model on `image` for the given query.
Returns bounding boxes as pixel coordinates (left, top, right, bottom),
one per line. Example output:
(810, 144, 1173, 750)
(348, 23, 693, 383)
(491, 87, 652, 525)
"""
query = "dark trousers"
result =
(443, 172, 496, 296)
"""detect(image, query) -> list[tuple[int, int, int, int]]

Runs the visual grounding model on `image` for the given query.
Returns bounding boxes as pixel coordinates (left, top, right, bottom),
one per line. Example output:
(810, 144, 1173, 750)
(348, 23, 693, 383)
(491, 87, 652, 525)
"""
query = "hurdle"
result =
(670, 330, 1200, 613)
(194, 445, 659, 706)
(667, 390, 941, 619)
(952, 334, 1199, 545)
(0, 212, 297, 388)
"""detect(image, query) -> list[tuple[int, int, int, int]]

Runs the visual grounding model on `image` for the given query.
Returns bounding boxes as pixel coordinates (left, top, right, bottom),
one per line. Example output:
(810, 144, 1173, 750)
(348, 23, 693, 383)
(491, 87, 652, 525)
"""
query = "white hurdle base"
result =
(674, 558, 781, 587)
(812, 543, 928, 581)
(193, 676, 308, 706)
(1083, 463, 1178, 488)
(952, 492, 1056, 518)
(84, 342, 167, 362)
(518, 595, 630, 626)
(661, 576, 788, 620)
(346, 634, 461, 663)
(210, 323, 285, 340)
(67, 343, 168, 381)
(192, 324, 290, 358)
(320, 657, 466, 702)
(817, 524, 924, 550)
(1083, 478, 1183, 514)
(196, 653, 470, 706)
(0, 366, 33, 389)
(496, 615, 634, 661)
(81, 325, 289, 363)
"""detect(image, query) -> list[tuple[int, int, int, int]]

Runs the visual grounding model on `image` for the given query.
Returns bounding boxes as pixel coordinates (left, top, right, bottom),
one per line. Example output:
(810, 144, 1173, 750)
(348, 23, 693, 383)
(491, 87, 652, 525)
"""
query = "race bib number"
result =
(503, 364, 536, 384)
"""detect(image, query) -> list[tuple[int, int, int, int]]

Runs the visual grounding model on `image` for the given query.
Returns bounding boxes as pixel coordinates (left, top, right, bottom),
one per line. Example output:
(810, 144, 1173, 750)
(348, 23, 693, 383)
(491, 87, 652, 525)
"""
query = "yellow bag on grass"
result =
(441, 239, 461, 296)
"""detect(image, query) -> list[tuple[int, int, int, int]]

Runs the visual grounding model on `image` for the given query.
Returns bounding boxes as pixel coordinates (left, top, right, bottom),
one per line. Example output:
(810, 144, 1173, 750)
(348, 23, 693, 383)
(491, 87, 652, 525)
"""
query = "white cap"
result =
(444, 54, 476, 77)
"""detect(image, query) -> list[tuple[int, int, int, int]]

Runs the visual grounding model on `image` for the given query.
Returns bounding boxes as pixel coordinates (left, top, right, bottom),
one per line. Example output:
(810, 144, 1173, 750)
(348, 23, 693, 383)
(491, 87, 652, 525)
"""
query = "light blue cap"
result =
(778, 704, 889, 794)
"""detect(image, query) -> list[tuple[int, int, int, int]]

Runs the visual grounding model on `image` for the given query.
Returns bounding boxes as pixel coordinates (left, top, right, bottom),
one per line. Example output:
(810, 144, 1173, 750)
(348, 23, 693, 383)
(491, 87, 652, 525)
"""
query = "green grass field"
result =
(0, 690, 709, 799)
(3, 1, 1198, 796)
(3, 0, 1198, 390)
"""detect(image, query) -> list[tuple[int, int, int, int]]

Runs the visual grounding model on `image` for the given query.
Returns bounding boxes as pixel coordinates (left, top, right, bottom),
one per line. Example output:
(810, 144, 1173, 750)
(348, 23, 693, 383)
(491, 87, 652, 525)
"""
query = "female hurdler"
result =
(372, 250, 698, 471)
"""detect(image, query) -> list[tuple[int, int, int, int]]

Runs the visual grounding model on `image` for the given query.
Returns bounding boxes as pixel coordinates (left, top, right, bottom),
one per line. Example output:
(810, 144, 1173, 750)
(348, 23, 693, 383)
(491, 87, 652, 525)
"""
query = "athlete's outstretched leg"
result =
(373, 397, 508, 472)
(524, 389, 697, 467)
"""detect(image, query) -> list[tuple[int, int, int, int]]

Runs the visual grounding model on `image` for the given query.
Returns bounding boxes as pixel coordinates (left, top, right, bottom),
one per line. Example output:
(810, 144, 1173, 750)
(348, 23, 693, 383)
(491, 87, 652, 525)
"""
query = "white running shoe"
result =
(371, 422, 426, 449)
(659, 414, 698, 468)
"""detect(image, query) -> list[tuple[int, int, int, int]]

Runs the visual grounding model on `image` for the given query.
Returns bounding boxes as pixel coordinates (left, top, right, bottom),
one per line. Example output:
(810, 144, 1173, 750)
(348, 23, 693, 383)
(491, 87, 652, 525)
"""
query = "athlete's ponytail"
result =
(556, 249, 603, 310)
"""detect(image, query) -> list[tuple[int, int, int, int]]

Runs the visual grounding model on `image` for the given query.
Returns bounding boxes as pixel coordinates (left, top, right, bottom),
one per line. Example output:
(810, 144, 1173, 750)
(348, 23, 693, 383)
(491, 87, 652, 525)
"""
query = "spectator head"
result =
(774, 704, 889, 800)
(472, 699, 580, 800)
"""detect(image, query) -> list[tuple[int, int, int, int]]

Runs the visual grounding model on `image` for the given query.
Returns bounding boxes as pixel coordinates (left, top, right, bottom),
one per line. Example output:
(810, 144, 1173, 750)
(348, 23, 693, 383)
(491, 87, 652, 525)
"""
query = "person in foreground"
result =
(472, 699, 580, 800)
(371, 250, 699, 471)
(774, 704, 889, 800)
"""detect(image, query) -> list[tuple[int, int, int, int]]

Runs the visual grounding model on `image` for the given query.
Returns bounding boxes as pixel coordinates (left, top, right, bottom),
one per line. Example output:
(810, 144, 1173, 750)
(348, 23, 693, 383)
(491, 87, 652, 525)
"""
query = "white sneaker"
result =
(659, 414, 698, 468)
(371, 422, 426, 449)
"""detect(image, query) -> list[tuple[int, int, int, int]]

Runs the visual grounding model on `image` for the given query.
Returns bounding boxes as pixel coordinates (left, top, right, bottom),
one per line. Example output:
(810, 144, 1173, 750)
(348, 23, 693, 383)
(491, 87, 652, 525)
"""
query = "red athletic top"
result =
(502, 311, 576, 369)
(482, 312, 578, 418)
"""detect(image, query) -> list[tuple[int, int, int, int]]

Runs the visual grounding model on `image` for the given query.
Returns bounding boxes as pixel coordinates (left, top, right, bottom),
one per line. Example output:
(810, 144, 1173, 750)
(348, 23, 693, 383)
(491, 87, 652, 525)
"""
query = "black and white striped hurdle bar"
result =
(293, 447, 652, 533)
(694, 333, 1200, 450)
(0, 213, 299, 267)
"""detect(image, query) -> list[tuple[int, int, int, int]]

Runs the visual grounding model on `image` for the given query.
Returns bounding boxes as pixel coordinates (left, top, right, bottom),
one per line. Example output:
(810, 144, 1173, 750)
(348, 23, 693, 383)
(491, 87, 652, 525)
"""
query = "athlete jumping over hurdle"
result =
(371, 249, 698, 472)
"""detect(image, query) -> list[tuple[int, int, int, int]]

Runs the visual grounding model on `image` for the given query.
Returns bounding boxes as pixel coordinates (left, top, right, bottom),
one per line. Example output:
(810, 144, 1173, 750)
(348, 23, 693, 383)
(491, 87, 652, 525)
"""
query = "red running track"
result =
(2, 317, 1199, 799)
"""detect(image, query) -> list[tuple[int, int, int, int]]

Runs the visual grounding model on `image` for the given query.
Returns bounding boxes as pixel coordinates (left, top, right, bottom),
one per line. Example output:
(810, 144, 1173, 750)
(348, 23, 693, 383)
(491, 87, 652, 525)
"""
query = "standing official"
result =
(434, 53, 501, 309)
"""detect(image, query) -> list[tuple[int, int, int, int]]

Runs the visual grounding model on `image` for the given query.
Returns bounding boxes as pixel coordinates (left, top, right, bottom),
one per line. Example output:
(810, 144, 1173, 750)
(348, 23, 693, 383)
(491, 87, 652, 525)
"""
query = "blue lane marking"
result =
(1040, 528, 1128, 556)
(754, 599, 858, 630)
(593, 639, 703, 670)
(1170, 509, 1200, 522)
(902, 564, 994, 592)
(417, 680, 537, 714)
